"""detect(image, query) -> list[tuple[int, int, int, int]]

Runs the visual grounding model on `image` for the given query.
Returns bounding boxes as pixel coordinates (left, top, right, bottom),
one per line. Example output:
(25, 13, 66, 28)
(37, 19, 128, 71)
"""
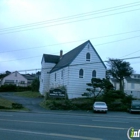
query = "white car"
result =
(93, 101, 108, 113)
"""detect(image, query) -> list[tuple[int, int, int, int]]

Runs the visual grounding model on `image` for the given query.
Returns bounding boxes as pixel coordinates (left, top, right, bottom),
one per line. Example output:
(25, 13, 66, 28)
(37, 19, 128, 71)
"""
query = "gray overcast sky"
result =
(0, 0, 140, 74)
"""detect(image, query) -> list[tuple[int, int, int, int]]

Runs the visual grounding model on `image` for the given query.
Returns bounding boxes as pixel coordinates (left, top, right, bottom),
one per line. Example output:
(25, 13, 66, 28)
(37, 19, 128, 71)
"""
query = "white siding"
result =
(111, 79, 140, 99)
(49, 67, 69, 90)
(39, 58, 56, 95)
(41, 42, 106, 99)
(67, 43, 106, 99)
(1, 72, 27, 87)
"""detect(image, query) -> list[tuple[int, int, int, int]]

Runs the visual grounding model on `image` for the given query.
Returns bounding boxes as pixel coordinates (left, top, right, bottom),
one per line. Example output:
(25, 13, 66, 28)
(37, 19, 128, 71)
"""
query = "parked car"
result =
(129, 100, 140, 113)
(93, 101, 108, 113)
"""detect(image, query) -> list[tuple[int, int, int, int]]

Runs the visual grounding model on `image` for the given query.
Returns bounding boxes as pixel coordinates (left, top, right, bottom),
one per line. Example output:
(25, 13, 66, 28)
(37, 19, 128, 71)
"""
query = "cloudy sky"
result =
(1, 0, 140, 74)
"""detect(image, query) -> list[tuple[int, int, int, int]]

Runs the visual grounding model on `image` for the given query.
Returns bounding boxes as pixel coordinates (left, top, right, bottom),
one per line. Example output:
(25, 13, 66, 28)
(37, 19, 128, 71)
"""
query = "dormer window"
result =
(86, 53, 90, 61)
(79, 69, 84, 78)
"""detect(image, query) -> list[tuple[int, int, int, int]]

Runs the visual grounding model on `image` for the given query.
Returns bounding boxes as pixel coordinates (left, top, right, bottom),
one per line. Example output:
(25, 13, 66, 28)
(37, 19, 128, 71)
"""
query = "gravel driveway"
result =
(0, 92, 47, 112)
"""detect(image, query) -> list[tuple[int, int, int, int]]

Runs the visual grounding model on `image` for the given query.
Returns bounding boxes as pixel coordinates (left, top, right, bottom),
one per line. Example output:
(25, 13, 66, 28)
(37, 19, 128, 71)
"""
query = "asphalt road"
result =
(0, 92, 140, 140)
(0, 110, 140, 140)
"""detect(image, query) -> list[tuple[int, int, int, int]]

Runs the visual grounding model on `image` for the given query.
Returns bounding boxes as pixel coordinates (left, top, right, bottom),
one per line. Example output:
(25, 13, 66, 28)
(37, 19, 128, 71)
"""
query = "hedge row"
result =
(44, 90, 133, 111)
(0, 85, 32, 92)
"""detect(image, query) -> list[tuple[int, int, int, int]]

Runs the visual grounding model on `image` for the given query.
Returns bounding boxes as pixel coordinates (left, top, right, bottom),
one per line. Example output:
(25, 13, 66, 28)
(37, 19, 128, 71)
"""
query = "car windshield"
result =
(95, 103, 106, 106)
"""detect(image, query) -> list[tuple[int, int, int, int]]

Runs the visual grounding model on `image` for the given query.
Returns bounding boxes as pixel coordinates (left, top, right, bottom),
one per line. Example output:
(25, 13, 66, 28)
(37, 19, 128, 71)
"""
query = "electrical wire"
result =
(0, 34, 140, 63)
(1, 29, 140, 54)
(1, 2, 140, 34)
(1, 1, 140, 31)
(8, 55, 140, 73)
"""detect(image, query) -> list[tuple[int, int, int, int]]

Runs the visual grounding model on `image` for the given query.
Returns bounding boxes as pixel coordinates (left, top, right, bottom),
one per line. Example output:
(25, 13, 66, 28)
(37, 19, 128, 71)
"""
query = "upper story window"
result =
(55, 73, 56, 81)
(79, 69, 84, 78)
(86, 53, 90, 61)
(92, 70, 96, 78)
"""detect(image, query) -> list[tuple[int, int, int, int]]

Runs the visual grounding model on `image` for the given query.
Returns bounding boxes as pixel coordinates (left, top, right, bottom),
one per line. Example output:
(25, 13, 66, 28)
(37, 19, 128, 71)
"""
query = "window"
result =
(131, 83, 135, 89)
(20, 81, 25, 84)
(86, 53, 90, 61)
(55, 73, 56, 81)
(92, 70, 96, 78)
(79, 69, 84, 78)
(61, 70, 63, 79)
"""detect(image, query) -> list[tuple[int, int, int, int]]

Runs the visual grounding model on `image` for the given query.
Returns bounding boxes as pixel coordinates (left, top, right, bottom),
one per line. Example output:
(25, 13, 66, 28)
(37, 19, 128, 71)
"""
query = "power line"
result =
(1, 3, 140, 34)
(120, 50, 140, 58)
(1, 1, 140, 31)
(0, 34, 140, 63)
(1, 29, 140, 54)
(8, 55, 140, 73)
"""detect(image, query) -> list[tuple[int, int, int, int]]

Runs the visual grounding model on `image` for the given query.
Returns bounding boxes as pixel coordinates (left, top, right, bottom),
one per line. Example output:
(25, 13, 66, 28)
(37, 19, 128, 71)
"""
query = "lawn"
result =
(0, 97, 13, 109)
(14, 91, 42, 98)
(0, 97, 29, 111)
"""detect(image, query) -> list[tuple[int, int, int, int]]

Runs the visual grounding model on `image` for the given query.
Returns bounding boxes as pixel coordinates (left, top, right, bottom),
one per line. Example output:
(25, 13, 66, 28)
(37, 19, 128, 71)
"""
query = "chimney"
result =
(60, 50, 63, 59)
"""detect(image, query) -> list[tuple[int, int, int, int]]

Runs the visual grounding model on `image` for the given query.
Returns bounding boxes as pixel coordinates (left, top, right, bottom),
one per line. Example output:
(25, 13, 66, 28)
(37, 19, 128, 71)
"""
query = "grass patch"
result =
(0, 97, 28, 111)
(14, 91, 42, 98)
(0, 97, 13, 109)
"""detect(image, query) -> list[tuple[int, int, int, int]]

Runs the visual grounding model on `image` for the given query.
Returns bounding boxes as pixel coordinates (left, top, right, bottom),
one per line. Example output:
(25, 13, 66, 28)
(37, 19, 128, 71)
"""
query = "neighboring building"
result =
(1, 71, 28, 86)
(39, 40, 106, 99)
(23, 74, 39, 86)
(110, 74, 140, 99)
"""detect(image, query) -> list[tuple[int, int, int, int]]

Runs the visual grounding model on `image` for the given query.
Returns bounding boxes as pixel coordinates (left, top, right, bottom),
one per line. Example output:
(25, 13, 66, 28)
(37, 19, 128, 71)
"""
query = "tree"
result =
(82, 78, 113, 100)
(107, 58, 133, 92)
(31, 78, 40, 91)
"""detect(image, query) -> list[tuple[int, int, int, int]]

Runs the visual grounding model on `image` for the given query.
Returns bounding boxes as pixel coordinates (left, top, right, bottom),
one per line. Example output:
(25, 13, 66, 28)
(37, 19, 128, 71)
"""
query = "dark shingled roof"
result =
(50, 40, 106, 73)
(125, 77, 140, 83)
(42, 54, 59, 64)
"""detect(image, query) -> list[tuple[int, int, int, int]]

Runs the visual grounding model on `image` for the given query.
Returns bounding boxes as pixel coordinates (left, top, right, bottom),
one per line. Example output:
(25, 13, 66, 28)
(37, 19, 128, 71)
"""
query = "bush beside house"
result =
(42, 90, 133, 111)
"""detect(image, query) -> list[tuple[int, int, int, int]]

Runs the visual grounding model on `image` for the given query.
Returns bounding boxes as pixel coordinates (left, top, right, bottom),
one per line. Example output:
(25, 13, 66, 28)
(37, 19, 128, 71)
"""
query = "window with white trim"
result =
(92, 70, 96, 78)
(79, 69, 84, 78)
(86, 53, 90, 61)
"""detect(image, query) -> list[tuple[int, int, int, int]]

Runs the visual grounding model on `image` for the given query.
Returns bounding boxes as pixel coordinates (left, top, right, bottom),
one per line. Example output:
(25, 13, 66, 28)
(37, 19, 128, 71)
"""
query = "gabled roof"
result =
(111, 77, 140, 84)
(50, 40, 106, 73)
(22, 74, 36, 80)
(42, 54, 59, 64)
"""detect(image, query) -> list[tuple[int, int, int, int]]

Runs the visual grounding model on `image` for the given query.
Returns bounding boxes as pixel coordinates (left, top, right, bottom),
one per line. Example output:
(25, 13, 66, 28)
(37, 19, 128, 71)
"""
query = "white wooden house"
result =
(39, 40, 106, 99)
(110, 74, 140, 99)
(1, 71, 28, 87)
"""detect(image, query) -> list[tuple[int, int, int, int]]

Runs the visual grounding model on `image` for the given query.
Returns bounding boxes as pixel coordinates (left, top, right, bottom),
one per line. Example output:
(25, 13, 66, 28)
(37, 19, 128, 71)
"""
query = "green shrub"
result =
(12, 103, 23, 109)
(103, 90, 133, 111)
(0, 85, 31, 92)
(0, 85, 17, 92)
(44, 98, 94, 110)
